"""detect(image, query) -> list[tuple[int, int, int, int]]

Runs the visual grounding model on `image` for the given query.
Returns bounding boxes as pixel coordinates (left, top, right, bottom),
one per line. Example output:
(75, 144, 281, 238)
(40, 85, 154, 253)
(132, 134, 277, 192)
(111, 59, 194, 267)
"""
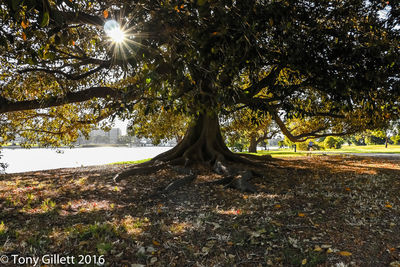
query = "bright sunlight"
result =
(104, 20, 126, 43)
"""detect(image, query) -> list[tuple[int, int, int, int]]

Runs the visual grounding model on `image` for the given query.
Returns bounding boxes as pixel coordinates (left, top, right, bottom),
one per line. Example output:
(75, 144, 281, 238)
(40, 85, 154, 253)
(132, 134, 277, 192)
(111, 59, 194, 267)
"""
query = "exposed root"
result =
(164, 173, 197, 193)
(113, 161, 166, 182)
(112, 113, 270, 193)
(211, 160, 259, 193)
(225, 170, 257, 193)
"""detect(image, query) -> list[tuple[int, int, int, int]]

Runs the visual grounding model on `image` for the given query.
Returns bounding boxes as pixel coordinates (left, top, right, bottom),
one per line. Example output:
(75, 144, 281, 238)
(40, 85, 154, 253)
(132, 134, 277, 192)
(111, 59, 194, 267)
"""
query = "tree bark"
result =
(153, 112, 236, 165)
(114, 112, 270, 193)
(248, 136, 258, 153)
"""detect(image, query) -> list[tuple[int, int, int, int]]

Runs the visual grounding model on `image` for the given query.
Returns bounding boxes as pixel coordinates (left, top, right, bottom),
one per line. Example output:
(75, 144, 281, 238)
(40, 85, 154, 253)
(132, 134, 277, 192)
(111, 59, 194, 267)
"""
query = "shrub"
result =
(324, 136, 344, 149)
(296, 140, 322, 151)
(391, 135, 400, 145)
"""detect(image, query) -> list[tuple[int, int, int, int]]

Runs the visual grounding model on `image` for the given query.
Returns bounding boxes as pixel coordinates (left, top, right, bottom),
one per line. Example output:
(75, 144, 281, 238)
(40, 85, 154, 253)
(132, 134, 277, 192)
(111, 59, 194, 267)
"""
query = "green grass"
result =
(250, 150, 309, 158)
(248, 144, 400, 158)
(327, 144, 400, 154)
(108, 158, 152, 165)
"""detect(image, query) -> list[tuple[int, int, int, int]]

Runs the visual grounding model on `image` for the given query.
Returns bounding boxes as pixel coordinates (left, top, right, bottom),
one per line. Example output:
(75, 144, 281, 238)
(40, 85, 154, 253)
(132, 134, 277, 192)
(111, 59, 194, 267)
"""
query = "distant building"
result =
(78, 128, 122, 144)
(109, 128, 122, 143)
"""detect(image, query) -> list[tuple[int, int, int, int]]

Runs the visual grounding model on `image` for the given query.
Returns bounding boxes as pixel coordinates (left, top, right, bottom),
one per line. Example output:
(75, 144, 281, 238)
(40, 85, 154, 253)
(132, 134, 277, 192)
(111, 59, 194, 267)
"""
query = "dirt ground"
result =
(0, 155, 399, 266)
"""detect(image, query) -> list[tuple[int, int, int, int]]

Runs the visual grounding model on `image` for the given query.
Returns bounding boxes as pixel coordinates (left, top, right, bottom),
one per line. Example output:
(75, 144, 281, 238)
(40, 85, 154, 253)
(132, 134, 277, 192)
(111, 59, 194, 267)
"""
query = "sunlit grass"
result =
(327, 144, 400, 154)
(249, 150, 309, 158)
(246, 145, 400, 157)
(109, 158, 152, 165)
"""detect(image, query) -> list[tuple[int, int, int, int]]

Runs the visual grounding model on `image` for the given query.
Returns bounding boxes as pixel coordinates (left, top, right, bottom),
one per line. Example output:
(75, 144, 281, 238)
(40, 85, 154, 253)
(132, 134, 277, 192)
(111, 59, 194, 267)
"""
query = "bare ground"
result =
(0, 155, 399, 266)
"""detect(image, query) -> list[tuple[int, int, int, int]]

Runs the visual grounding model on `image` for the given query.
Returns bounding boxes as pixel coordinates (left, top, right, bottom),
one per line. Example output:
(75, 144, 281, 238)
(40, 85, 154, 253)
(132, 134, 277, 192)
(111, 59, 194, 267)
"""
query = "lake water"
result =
(0, 146, 172, 174)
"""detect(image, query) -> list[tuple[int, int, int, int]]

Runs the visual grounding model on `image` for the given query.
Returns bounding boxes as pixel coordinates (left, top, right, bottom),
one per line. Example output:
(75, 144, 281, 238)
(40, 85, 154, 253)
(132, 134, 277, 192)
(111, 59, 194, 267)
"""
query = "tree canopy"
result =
(1, 0, 399, 163)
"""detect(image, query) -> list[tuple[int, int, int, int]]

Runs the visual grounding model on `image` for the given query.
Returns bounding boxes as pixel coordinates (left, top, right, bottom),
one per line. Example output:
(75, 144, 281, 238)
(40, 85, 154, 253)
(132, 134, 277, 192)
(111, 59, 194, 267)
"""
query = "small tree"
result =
(324, 137, 344, 149)
(223, 108, 278, 153)
(324, 137, 337, 149)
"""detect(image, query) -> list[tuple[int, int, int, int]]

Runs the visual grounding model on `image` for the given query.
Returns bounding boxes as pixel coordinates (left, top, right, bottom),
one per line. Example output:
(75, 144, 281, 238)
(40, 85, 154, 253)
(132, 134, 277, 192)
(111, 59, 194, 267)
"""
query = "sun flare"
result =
(104, 20, 126, 43)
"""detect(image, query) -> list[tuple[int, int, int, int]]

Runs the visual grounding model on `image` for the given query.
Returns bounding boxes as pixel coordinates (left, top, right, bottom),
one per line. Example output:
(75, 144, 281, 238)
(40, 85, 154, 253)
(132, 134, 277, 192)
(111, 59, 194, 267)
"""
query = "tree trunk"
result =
(248, 136, 257, 153)
(114, 112, 271, 193)
(153, 112, 237, 166)
(385, 137, 388, 148)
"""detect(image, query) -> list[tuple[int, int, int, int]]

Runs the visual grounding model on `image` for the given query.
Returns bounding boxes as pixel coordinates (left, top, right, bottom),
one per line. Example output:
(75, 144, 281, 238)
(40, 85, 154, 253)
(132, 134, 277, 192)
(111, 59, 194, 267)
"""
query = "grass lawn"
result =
(250, 145, 400, 158)
(328, 144, 400, 154)
(0, 156, 399, 266)
(109, 158, 152, 165)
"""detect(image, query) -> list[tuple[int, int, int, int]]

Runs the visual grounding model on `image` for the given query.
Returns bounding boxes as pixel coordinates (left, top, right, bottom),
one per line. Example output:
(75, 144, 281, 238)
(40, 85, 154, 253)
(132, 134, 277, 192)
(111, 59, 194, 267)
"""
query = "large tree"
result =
(1, 0, 399, 190)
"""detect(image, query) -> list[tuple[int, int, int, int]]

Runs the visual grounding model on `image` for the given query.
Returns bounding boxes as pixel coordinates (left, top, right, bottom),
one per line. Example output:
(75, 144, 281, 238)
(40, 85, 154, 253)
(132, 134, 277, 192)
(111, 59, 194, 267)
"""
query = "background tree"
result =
(223, 108, 278, 153)
(0, 0, 399, 191)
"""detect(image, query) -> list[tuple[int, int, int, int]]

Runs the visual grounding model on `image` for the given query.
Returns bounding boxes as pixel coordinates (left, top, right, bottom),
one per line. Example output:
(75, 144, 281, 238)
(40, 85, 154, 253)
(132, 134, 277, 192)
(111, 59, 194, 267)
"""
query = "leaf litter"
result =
(0, 155, 399, 266)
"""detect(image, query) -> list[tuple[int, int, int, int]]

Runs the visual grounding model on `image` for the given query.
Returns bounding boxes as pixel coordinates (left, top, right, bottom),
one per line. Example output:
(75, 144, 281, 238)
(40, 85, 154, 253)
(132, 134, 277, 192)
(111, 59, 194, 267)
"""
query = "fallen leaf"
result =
(152, 240, 160, 246)
(298, 213, 305, 217)
(274, 204, 281, 208)
(338, 251, 352, 256)
(301, 258, 307, 265)
(314, 245, 322, 252)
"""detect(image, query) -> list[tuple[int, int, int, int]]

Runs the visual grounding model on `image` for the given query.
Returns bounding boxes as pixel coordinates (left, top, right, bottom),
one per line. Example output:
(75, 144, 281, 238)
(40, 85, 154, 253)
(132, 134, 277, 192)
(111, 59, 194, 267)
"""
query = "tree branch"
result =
(53, 10, 104, 27)
(19, 62, 110, 81)
(244, 66, 282, 98)
(0, 87, 118, 114)
(264, 103, 352, 142)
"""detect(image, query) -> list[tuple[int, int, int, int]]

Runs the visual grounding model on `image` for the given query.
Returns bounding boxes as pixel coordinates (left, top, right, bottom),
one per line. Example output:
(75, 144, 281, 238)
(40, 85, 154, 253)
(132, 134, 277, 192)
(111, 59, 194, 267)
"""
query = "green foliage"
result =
(324, 137, 344, 149)
(223, 108, 274, 152)
(324, 137, 337, 149)
(391, 135, 400, 145)
(365, 135, 387, 145)
(127, 104, 189, 145)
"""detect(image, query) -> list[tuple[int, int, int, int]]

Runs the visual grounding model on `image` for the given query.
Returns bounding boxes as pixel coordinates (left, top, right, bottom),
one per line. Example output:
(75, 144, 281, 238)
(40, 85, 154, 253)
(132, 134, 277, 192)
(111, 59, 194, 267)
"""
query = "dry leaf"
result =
(152, 240, 160, 246)
(314, 245, 322, 252)
(338, 251, 352, 256)
(274, 204, 281, 208)
(298, 213, 305, 217)
(301, 259, 307, 265)
(103, 10, 109, 18)
(21, 20, 29, 29)
(22, 32, 27, 41)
